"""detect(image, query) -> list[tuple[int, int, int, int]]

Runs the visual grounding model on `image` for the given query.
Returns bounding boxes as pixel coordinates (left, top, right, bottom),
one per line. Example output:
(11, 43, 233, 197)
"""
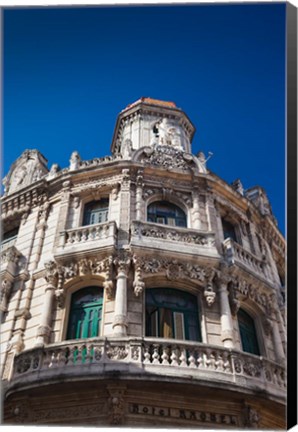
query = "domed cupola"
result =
(111, 97, 196, 158)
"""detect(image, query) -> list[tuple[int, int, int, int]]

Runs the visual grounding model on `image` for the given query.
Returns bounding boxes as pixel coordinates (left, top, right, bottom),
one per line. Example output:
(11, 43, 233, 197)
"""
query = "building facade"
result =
(1, 98, 286, 428)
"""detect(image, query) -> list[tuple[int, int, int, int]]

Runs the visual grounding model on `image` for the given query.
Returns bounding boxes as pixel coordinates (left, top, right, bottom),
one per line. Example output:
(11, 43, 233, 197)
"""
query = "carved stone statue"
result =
(69, 151, 81, 171)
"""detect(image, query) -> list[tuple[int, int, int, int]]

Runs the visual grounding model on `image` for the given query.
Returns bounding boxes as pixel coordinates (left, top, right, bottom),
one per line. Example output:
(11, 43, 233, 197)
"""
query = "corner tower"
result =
(111, 97, 196, 157)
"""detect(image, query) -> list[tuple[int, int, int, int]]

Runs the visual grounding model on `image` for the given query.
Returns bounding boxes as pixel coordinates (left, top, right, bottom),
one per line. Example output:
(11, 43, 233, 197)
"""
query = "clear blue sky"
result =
(3, 4, 286, 234)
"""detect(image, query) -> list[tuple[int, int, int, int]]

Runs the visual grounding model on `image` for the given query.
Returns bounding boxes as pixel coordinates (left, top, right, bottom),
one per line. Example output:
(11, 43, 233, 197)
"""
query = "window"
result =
(1, 226, 19, 248)
(238, 309, 260, 355)
(222, 218, 237, 242)
(146, 288, 201, 341)
(83, 199, 109, 226)
(147, 201, 187, 228)
(66, 287, 103, 340)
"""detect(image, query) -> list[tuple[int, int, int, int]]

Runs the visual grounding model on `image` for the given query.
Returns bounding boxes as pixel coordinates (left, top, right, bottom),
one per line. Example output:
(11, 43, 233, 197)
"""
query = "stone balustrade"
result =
(131, 221, 217, 254)
(8, 338, 285, 398)
(223, 238, 270, 281)
(57, 221, 117, 254)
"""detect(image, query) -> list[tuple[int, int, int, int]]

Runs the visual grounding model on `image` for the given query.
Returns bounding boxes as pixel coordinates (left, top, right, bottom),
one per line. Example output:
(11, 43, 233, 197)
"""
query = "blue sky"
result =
(3, 4, 286, 234)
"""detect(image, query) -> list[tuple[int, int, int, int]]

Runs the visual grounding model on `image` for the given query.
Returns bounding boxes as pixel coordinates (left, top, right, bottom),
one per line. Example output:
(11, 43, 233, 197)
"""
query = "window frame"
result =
(147, 200, 187, 228)
(145, 288, 202, 342)
(81, 198, 110, 227)
(65, 286, 104, 341)
(237, 308, 261, 356)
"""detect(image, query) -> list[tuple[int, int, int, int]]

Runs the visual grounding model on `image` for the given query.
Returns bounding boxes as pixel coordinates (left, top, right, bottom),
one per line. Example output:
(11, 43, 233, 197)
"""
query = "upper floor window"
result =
(66, 287, 103, 340)
(146, 288, 201, 341)
(222, 218, 237, 242)
(147, 201, 187, 227)
(1, 226, 19, 248)
(83, 199, 109, 226)
(238, 308, 260, 356)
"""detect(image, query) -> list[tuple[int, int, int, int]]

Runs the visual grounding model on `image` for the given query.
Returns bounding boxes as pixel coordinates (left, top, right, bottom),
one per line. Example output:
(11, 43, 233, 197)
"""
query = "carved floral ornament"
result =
(227, 273, 277, 318)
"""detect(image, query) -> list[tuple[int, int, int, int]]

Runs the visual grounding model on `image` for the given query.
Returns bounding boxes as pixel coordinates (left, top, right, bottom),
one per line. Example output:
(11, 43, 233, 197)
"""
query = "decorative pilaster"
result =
(55, 180, 72, 248)
(216, 269, 235, 348)
(118, 169, 131, 247)
(135, 170, 144, 220)
(192, 185, 201, 229)
(107, 385, 126, 425)
(112, 250, 131, 336)
(132, 255, 145, 297)
(203, 267, 216, 306)
(1, 279, 13, 313)
(271, 313, 285, 363)
(103, 256, 115, 300)
(35, 260, 58, 346)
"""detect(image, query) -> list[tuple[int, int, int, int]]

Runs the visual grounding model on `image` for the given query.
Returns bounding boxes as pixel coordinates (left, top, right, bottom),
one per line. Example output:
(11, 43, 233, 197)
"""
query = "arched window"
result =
(147, 201, 187, 227)
(66, 287, 103, 340)
(83, 199, 109, 226)
(238, 309, 260, 355)
(146, 288, 201, 341)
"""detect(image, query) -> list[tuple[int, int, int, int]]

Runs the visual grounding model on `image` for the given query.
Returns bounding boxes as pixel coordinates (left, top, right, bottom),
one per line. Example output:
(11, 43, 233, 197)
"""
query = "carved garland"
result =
(139, 145, 196, 172)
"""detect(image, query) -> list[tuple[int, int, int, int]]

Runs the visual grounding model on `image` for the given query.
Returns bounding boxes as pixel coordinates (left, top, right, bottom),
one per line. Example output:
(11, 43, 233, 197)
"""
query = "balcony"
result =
(131, 221, 219, 258)
(5, 338, 285, 401)
(55, 221, 117, 258)
(223, 238, 272, 283)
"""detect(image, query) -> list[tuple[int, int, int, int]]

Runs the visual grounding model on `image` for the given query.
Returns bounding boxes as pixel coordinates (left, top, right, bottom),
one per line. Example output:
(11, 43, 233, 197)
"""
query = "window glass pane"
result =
(160, 308, 173, 338)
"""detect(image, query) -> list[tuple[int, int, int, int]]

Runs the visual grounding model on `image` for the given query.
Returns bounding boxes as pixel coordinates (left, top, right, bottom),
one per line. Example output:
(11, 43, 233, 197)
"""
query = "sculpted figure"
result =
(69, 151, 81, 171)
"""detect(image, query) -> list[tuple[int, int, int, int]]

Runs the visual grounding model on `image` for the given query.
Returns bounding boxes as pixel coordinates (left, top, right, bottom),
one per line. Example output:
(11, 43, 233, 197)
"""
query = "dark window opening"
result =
(147, 201, 187, 228)
(222, 219, 237, 242)
(1, 226, 19, 246)
(146, 288, 201, 342)
(238, 309, 260, 356)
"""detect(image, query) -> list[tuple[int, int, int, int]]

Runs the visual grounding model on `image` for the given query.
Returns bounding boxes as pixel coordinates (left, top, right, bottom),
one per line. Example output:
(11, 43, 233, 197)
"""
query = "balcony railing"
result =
(7, 338, 285, 399)
(223, 238, 272, 282)
(56, 221, 117, 255)
(131, 221, 218, 256)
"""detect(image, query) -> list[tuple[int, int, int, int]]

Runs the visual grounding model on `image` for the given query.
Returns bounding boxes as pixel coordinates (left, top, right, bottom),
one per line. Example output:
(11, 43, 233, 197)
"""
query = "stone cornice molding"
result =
(1, 187, 49, 223)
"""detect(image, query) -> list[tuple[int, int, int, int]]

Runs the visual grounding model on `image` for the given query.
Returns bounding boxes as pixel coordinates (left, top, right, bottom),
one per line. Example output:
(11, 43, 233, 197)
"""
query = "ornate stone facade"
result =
(1, 98, 286, 428)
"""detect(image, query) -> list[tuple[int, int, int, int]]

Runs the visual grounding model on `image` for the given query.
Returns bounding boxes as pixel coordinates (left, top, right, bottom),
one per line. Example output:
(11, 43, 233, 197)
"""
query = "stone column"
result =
(35, 260, 58, 346)
(135, 170, 144, 220)
(35, 285, 55, 346)
(271, 319, 285, 364)
(217, 272, 235, 348)
(192, 187, 201, 229)
(112, 252, 131, 336)
(265, 294, 284, 363)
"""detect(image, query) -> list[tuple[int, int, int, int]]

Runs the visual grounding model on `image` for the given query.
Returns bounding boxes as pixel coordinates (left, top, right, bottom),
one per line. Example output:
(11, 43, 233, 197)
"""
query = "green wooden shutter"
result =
(238, 309, 260, 355)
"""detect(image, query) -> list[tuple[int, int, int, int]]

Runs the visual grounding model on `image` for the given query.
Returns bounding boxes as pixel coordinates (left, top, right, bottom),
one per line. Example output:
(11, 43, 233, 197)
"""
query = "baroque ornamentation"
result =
(139, 145, 196, 171)
(135, 256, 207, 284)
(106, 345, 128, 360)
(132, 221, 215, 246)
(107, 386, 126, 425)
(133, 255, 145, 297)
(244, 405, 261, 428)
